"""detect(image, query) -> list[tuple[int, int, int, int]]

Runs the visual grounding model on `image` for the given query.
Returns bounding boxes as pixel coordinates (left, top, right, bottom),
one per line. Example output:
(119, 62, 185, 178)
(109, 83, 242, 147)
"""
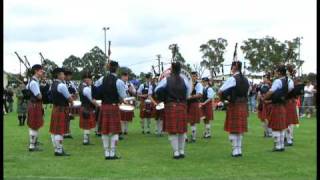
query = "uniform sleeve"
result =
(181, 76, 191, 97)
(137, 84, 144, 95)
(207, 88, 215, 99)
(83, 87, 92, 101)
(29, 81, 41, 96)
(71, 82, 78, 93)
(57, 84, 71, 99)
(129, 83, 137, 94)
(155, 78, 167, 93)
(270, 79, 282, 92)
(94, 77, 104, 87)
(219, 77, 236, 92)
(116, 79, 127, 99)
(195, 82, 203, 94)
(148, 84, 153, 95)
(288, 79, 294, 92)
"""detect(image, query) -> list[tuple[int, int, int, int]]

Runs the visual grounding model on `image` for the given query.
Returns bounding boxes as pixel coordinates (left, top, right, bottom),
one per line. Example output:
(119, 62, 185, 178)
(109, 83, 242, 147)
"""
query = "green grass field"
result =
(3, 103, 317, 180)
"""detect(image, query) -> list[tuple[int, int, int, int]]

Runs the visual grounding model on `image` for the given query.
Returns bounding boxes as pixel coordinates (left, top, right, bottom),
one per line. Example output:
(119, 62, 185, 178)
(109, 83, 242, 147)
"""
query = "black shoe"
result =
(231, 154, 241, 157)
(96, 133, 101, 137)
(83, 142, 91, 145)
(146, 131, 150, 134)
(64, 135, 73, 139)
(124, 132, 128, 135)
(119, 136, 124, 140)
(173, 155, 180, 159)
(142, 131, 145, 134)
(179, 154, 185, 158)
(110, 155, 121, 160)
(105, 156, 111, 160)
(272, 148, 284, 152)
(54, 151, 71, 156)
(285, 142, 293, 146)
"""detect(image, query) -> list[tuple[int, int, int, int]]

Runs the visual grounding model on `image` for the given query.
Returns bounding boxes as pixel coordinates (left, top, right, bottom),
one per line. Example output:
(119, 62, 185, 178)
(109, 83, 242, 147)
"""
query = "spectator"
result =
(6, 86, 14, 113)
(248, 83, 257, 112)
(3, 88, 8, 114)
(301, 81, 315, 118)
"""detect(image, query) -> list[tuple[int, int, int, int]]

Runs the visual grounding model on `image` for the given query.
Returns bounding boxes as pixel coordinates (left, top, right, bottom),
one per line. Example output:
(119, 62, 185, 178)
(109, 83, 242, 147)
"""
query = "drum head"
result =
(145, 99, 152, 104)
(156, 102, 164, 110)
(124, 97, 136, 101)
(73, 101, 81, 107)
(119, 104, 134, 112)
(96, 100, 102, 106)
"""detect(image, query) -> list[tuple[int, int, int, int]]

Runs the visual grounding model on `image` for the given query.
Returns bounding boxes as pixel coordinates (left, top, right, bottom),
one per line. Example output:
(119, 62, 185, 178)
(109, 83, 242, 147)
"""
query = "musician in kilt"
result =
(155, 62, 191, 159)
(137, 73, 154, 134)
(92, 74, 103, 136)
(151, 76, 165, 136)
(257, 74, 272, 137)
(218, 61, 249, 157)
(79, 72, 98, 145)
(26, 64, 45, 152)
(64, 70, 78, 139)
(262, 65, 293, 152)
(200, 77, 215, 138)
(119, 72, 136, 137)
(187, 72, 203, 142)
(94, 61, 127, 160)
(16, 80, 28, 126)
(284, 66, 299, 146)
(49, 68, 74, 156)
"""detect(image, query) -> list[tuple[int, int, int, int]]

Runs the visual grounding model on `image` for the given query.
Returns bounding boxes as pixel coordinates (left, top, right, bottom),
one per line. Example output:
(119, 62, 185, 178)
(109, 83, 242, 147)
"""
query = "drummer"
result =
(119, 71, 136, 139)
(200, 77, 215, 138)
(79, 72, 99, 145)
(137, 73, 154, 134)
(150, 75, 164, 136)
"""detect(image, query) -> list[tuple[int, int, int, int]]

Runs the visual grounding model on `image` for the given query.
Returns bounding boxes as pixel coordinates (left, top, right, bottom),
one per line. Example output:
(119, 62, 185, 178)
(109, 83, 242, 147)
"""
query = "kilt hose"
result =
(187, 102, 202, 124)
(79, 107, 96, 130)
(120, 110, 134, 122)
(201, 101, 213, 123)
(286, 99, 299, 125)
(27, 101, 44, 130)
(224, 102, 248, 133)
(99, 104, 121, 134)
(139, 100, 154, 119)
(268, 103, 288, 131)
(50, 105, 69, 135)
(164, 102, 187, 134)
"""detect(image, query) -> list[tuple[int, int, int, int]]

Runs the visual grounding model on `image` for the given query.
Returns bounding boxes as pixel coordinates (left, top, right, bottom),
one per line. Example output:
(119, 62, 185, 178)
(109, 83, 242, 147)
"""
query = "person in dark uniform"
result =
(49, 68, 74, 156)
(155, 62, 191, 159)
(262, 65, 293, 152)
(200, 77, 215, 138)
(94, 61, 127, 160)
(218, 61, 249, 157)
(16, 79, 29, 126)
(26, 64, 45, 152)
(137, 74, 154, 134)
(187, 72, 203, 142)
(64, 70, 78, 139)
(79, 72, 99, 145)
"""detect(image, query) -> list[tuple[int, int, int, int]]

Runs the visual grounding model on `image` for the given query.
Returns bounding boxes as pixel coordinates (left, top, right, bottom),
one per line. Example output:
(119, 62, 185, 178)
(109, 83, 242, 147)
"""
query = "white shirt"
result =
(270, 77, 294, 92)
(155, 75, 192, 98)
(83, 86, 92, 101)
(304, 84, 314, 97)
(219, 72, 239, 92)
(137, 82, 154, 96)
(27, 76, 41, 97)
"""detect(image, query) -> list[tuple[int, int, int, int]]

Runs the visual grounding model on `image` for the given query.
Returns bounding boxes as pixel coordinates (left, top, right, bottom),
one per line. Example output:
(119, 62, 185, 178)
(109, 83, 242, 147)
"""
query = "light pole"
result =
(102, 27, 110, 59)
(298, 36, 303, 76)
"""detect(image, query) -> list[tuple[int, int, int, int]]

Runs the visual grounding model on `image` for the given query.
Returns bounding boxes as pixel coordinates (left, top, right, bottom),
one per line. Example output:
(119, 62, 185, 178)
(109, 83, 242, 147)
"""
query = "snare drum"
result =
(155, 102, 164, 110)
(119, 103, 135, 112)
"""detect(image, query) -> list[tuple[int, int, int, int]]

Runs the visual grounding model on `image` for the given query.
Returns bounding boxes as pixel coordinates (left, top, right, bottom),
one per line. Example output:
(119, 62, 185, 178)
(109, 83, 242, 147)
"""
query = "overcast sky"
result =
(4, 0, 317, 76)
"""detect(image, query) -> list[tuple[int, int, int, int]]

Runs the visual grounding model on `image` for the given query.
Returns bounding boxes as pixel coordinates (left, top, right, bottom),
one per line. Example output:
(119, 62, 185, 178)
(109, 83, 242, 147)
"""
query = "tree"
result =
(301, 73, 317, 84)
(240, 36, 302, 73)
(82, 46, 107, 77)
(42, 58, 58, 79)
(200, 38, 228, 79)
(193, 63, 206, 78)
(168, 43, 191, 73)
(62, 55, 83, 80)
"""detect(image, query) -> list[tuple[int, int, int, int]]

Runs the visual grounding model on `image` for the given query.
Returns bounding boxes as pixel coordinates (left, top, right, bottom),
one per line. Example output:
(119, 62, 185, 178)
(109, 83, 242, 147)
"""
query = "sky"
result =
(3, 0, 317, 76)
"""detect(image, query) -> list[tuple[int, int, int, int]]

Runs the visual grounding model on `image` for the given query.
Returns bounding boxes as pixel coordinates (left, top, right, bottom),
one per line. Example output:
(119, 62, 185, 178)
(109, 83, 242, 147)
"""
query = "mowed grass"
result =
(3, 102, 317, 180)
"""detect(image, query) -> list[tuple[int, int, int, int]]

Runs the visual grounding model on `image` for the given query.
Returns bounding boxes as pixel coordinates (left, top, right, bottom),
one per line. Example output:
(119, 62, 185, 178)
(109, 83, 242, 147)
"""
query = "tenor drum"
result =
(155, 102, 165, 110)
(119, 103, 135, 112)
(73, 100, 81, 107)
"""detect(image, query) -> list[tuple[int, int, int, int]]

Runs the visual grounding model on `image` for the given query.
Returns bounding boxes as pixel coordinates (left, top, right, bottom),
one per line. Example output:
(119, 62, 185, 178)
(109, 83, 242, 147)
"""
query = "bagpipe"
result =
(286, 64, 305, 98)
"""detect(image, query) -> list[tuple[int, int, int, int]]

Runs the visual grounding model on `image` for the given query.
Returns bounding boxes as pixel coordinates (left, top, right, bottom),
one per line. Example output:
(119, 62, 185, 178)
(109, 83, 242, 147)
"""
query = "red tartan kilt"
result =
(258, 103, 268, 121)
(187, 102, 202, 124)
(69, 106, 80, 115)
(79, 107, 96, 130)
(99, 104, 121, 134)
(201, 101, 213, 122)
(27, 102, 44, 130)
(268, 104, 288, 130)
(286, 99, 299, 125)
(50, 106, 69, 135)
(164, 103, 187, 134)
(224, 102, 248, 133)
(140, 101, 154, 118)
(120, 110, 134, 122)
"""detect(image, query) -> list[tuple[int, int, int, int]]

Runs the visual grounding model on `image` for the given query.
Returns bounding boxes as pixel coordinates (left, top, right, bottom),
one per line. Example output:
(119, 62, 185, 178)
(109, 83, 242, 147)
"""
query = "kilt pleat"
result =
(120, 111, 134, 122)
(286, 99, 299, 125)
(99, 104, 121, 134)
(50, 106, 69, 135)
(27, 102, 44, 130)
(258, 102, 270, 122)
(164, 103, 187, 134)
(79, 107, 96, 130)
(69, 106, 80, 115)
(224, 102, 248, 133)
(187, 102, 202, 124)
(268, 104, 288, 130)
